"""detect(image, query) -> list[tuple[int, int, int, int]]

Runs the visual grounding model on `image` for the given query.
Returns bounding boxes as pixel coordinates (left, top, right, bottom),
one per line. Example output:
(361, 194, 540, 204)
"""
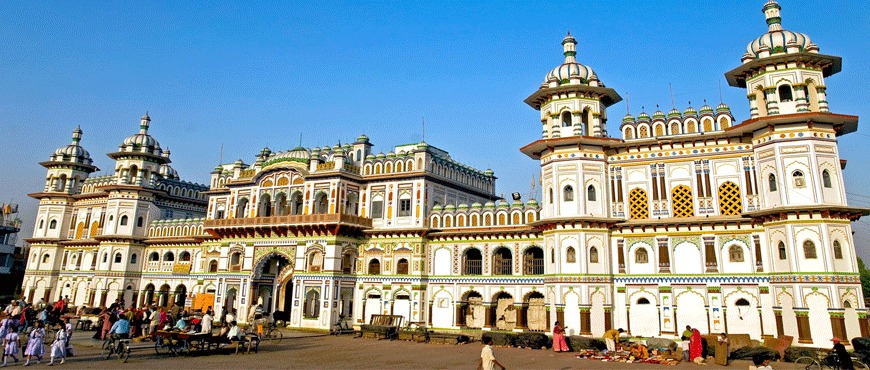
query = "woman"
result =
(47, 322, 66, 366)
(715, 332, 729, 366)
(99, 309, 113, 340)
(552, 321, 569, 352)
(24, 320, 46, 366)
(689, 328, 704, 363)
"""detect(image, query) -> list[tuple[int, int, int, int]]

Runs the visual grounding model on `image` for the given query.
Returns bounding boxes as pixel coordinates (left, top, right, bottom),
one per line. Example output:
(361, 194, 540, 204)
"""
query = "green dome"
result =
(652, 109, 665, 120)
(484, 201, 496, 208)
(622, 114, 635, 123)
(527, 199, 539, 207)
(667, 108, 681, 118)
(471, 202, 483, 209)
(716, 103, 731, 112)
(683, 105, 697, 117)
(637, 111, 651, 121)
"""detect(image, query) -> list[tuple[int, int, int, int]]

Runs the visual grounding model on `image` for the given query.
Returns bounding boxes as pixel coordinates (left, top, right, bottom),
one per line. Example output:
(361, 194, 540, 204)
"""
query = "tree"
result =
(858, 257, 870, 300)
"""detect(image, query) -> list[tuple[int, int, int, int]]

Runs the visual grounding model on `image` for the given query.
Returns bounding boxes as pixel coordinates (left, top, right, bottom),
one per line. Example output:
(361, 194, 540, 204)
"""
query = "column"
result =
(765, 87, 780, 115)
(793, 83, 809, 112)
(816, 86, 829, 112)
(580, 308, 591, 334)
(748, 94, 760, 119)
(859, 313, 870, 338)
(830, 312, 846, 341)
(796, 311, 812, 344)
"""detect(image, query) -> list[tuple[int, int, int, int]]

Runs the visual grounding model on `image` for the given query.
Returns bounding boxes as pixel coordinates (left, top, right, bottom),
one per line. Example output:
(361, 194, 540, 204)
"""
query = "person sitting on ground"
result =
(750, 353, 774, 370)
(629, 343, 649, 360)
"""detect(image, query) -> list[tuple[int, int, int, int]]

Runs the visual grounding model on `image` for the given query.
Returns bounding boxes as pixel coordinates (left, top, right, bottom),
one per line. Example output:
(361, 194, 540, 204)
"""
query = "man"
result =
(830, 337, 854, 370)
(4, 300, 20, 317)
(149, 307, 162, 336)
(603, 328, 624, 352)
(227, 321, 242, 341)
(200, 310, 214, 334)
(108, 314, 131, 339)
(477, 335, 505, 370)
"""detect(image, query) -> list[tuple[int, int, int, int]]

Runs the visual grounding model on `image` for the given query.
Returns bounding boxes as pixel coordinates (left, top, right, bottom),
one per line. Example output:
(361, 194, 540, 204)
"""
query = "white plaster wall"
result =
(673, 243, 703, 274)
(676, 291, 709, 334)
(563, 292, 581, 336)
(807, 293, 833, 347)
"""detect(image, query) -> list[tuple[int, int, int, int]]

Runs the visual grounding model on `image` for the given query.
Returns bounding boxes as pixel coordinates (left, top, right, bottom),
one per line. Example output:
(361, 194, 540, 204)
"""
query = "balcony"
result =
(204, 213, 372, 238)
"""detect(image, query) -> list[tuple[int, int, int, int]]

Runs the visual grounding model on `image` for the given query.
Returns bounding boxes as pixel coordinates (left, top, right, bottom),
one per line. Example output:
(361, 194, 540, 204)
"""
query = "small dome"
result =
(484, 201, 496, 208)
(213, 165, 223, 171)
(637, 111, 651, 122)
(699, 103, 714, 114)
(431, 204, 443, 212)
(355, 134, 369, 143)
(667, 108, 681, 118)
(471, 202, 483, 209)
(496, 200, 510, 208)
(527, 199, 539, 207)
(272, 146, 310, 163)
(622, 114, 635, 123)
(511, 199, 523, 207)
(457, 203, 469, 210)
(543, 32, 598, 86)
(365, 154, 376, 160)
(261, 147, 271, 156)
(716, 103, 731, 112)
(484, 169, 494, 176)
(417, 141, 429, 148)
(652, 109, 665, 120)
(386, 151, 396, 158)
(50, 127, 93, 165)
(158, 164, 179, 179)
(375, 153, 385, 159)
(119, 113, 162, 155)
(444, 204, 456, 211)
(683, 105, 697, 117)
(312, 146, 321, 153)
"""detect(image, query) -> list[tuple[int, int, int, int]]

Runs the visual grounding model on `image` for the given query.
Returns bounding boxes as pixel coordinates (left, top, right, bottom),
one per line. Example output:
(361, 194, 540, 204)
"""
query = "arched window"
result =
(164, 251, 175, 261)
(803, 240, 817, 259)
(589, 247, 599, 263)
(179, 251, 191, 262)
(670, 122, 680, 135)
(230, 252, 241, 271)
(42, 254, 50, 263)
(624, 127, 634, 140)
(728, 245, 744, 262)
(368, 258, 381, 275)
(671, 185, 694, 218)
(778, 242, 787, 260)
(793, 170, 805, 188)
(396, 258, 409, 275)
(307, 250, 323, 272)
(129, 253, 137, 264)
(587, 185, 596, 201)
(493, 247, 512, 275)
(523, 247, 544, 275)
(304, 289, 320, 318)
(258, 193, 272, 217)
(637, 298, 650, 305)
(639, 125, 649, 138)
(49, 220, 57, 229)
(628, 188, 649, 220)
(768, 174, 777, 192)
(120, 215, 128, 226)
(463, 249, 482, 275)
(718, 181, 743, 216)
(635, 248, 648, 264)
(833, 241, 843, 259)
(778, 85, 793, 102)
(236, 198, 249, 218)
(136, 216, 144, 227)
(822, 170, 832, 188)
(149, 252, 159, 261)
(548, 188, 554, 204)
(566, 247, 576, 263)
(735, 298, 750, 307)
(114, 253, 122, 263)
(314, 192, 329, 214)
(561, 111, 572, 127)
(563, 185, 574, 202)
(291, 192, 303, 215)
(38, 220, 44, 229)
(102, 253, 108, 263)
(342, 252, 354, 274)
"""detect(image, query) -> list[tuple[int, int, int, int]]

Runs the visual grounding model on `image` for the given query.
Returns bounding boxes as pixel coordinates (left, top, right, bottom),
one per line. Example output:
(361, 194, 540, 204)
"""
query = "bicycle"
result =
(795, 350, 869, 370)
(260, 322, 283, 343)
(331, 315, 354, 336)
(100, 335, 130, 363)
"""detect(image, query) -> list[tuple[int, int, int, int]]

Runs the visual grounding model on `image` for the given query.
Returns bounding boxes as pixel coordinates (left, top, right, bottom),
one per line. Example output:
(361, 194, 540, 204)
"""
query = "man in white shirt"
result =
(477, 335, 505, 370)
(4, 300, 20, 317)
(200, 310, 213, 334)
(227, 321, 242, 341)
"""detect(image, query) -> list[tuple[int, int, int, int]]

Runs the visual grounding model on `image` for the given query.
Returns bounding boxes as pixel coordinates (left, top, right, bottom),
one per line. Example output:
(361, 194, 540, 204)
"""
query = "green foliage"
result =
(858, 257, 870, 299)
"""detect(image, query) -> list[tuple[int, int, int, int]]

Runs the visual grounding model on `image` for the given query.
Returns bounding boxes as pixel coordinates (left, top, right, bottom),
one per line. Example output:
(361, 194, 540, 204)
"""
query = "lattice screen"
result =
(629, 188, 649, 219)
(671, 185, 695, 218)
(718, 181, 743, 216)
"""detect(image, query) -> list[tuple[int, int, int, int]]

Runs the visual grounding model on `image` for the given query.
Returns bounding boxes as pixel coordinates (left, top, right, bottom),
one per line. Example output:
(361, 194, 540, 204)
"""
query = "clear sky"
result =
(2, 1, 869, 257)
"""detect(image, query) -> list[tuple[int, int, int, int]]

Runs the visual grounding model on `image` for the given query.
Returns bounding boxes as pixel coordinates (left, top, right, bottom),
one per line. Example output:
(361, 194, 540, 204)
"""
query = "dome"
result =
(484, 169, 494, 176)
(375, 153, 385, 159)
(272, 146, 310, 163)
(637, 111, 651, 122)
(496, 200, 510, 208)
(511, 199, 523, 207)
(50, 127, 93, 165)
(667, 108, 681, 118)
(444, 204, 456, 211)
(471, 202, 483, 209)
(652, 109, 665, 120)
(684, 105, 697, 117)
(716, 103, 731, 113)
(622, 114, 635, 124)
(544, 32, 597, 86)
(745, 1, 813, 60)
(484, 201, 496, 208)
(158, 164, 179, 179)
(119, 113, 162, 155)
(526, 199, 539, 207)
(355, 134, 369, 143)
(457, 203, 469, 210)
(365, 154, 375, 160)
(699, 103, 714, 114)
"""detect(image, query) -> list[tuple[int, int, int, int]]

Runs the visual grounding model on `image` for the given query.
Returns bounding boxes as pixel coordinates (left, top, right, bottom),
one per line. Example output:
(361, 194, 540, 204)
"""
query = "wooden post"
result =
(796, 312, 812, 344)
(859, 315, 870, 338)
(830, 314, 846, 341)
(774, 310, 784, 337)
(580, 309, 591, 334)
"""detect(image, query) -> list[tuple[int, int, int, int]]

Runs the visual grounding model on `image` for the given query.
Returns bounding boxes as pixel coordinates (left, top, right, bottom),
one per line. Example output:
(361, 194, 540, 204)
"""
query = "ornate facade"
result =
(22, 1, 866, 346)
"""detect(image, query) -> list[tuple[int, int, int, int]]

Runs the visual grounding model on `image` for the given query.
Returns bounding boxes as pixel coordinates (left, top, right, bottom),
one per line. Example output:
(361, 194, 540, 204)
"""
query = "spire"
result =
(71, 126, 82, 144)
(140, 112, 151, 134)
(763, 0, 783, 32)
(562, 32, 577, 64)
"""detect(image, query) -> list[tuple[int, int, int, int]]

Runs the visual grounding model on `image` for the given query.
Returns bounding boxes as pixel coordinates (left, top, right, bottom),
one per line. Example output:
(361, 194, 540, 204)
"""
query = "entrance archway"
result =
(174, 284, 188, 307)
(252, 252, 294, 315)
(158, 284, 171, 307)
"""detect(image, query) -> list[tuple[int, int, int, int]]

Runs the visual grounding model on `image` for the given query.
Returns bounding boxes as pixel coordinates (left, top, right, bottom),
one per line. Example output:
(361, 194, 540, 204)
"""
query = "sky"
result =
(1, 1, 869, 257)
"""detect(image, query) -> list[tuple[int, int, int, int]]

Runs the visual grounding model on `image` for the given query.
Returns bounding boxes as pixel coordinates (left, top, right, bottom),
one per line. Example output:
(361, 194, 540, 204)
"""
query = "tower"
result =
(524, 32, 621, 139)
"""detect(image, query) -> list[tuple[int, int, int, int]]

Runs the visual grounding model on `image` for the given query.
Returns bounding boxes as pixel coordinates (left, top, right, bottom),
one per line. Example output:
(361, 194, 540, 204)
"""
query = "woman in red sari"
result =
(689, 328, 703, 362)
(552, 321, 569, 352)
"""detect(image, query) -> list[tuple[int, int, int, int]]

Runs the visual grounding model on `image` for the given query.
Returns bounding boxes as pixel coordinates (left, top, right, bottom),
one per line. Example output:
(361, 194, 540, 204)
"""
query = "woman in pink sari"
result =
(552, 321, 569, 352)
(689, 328, 703, 362)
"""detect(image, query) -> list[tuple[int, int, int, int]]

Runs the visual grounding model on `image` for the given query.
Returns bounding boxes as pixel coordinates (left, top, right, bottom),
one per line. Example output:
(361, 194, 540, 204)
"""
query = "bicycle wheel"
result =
(794, 356, 821, 370)
(854, 360, 870, 370)
(118, 342, 130, 363)
(272, 330, 283, 344)
(100, 340, 114, 360)
(154, 337, 167, 355)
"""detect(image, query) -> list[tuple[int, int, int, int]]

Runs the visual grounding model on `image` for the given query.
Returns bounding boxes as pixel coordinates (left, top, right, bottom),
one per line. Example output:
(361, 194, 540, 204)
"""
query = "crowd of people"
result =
(0, 296, 73, 366)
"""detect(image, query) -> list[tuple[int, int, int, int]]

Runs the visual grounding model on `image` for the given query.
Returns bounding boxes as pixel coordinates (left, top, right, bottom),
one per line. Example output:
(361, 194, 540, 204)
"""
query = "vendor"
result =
(602, 328, 624, 352)
(629, 343, 649, 360)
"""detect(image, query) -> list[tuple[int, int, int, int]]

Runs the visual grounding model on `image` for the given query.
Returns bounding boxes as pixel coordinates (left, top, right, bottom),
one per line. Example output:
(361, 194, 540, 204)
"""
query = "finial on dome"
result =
(139, 112, 151, 134)
(71, 126, 83, 144)
(164, 147, 171, 157)
(763, 0, 783, 32)
(562, 32, 577, 64)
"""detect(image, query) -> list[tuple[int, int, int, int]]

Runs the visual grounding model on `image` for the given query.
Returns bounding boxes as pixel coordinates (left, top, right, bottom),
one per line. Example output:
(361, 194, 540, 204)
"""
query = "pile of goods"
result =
(574, 347, 681, 366)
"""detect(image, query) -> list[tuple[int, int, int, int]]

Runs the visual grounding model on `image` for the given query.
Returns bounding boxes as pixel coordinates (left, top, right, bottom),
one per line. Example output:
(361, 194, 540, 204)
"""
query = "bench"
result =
(359, 315, 404, 340)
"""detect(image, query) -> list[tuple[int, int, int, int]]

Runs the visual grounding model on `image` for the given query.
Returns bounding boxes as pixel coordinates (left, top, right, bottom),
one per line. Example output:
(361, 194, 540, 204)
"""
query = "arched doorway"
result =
(174, 284, 188, 307)
(492, 292, 516, 330)
(143, 284, 155, 306)
(460, 291, 484, 328)
(158, 284, 171, 307)
(523, 291, 546, 331)
(252, 253, 293, 316)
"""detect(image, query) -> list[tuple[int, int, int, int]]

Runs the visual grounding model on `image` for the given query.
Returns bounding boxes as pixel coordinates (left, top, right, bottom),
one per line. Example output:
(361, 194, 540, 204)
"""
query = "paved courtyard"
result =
(57, 331, 807, 369)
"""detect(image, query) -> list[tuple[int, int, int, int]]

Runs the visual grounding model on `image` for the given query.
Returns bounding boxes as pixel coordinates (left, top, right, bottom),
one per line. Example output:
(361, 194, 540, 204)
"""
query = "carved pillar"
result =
(484, 304, 493, 329)
(793, 83, 809, 112)
(774, 310, 784, 337)
(605, 308, 612, 331)
(748, 94, 760, 119)
(816, 86, 829, 112)
(704, 237, 718, 273)
(765, 87, 780, 115)
(859, 314, 870, 338)
(580, 309, 591, 334)
(830, 313, 846, 341)
(515, 304, 526, 329)
(658, 238, 670, 273)
(796, 312, 812, 344)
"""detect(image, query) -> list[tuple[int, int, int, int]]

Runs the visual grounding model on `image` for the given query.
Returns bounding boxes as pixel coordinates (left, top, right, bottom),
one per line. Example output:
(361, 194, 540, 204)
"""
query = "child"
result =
(477, 335, 505, 370)
(2, 326, 19, 366)
(63, 318, 73, 357)
(23, 320, 45, 366)
(47, 322, 66, 366)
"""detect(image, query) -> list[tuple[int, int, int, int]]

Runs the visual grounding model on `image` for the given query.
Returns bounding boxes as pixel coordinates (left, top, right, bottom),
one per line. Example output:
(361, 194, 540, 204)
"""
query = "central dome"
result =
(543, 33, 598, 86)
(744, 1, 816, 60)
(50, 126, 93, 166)
(118, 113, 163, 156)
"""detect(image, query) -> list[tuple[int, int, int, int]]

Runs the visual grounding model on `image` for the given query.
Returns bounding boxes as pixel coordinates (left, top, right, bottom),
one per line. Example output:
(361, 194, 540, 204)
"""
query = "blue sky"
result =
(2, 1, 869, 257)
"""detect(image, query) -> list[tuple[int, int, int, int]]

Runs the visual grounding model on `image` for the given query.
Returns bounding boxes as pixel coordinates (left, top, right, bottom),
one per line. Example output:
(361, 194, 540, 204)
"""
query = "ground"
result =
(55, 331, 808, 369)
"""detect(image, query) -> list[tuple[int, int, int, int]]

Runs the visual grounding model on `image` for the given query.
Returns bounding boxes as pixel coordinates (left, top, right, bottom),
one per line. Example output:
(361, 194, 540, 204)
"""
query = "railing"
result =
(494, 260, 512, 275)
(317, 162, 334, 171)
(204, 213, 373, 229)
(230, 264, 241, 272)
(146, 261, 160, 272)
(161, 261, 174, 272)
(464, 260, 482, 275)
(523, 258, 544, 275)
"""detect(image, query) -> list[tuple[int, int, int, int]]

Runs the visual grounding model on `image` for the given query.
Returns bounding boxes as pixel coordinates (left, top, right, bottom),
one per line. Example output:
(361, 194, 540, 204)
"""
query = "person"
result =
(552, 321, 568, 352)
(750, 353, 774, 370)
(831, 337, 854, 370)
(149, 307, 162, 336)
(630, 343, 649, 360)
(681, 326, 693, 362)
(108, 314, 130, 339)
(689, 328, 704, 364)
(226, 309, 236, 324)
(2, 324, 20, 366)
(216, 322, 229, 338)
(24, 320, 46, 366)
(477, 335, 505, 370)
(99, 309, 113, 340)
(200, 310, 213, 334)
(715, 332, 729, 366)
(220, 306, 227, 324)
(603, 328, 624, 352)
(62, 317, 73, 358)
(169, 303, 180, 322)
(46, 322, 66, 366)
(174, 314, 187, 331)
(227, 321, 242, 341)
(3, 301, 19, 318)
(0, 313, 11, 345)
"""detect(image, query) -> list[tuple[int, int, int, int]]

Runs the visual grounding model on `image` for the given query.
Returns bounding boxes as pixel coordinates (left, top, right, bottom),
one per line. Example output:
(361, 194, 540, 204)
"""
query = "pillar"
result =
(748, 94, 760, 119)
(859, 314, 870, 338)
(580, 308, 591, 334)
(484, 304, 493, 328)
(515, 304, 526, 329)
(830, 313, 847, 341)
(816, 86, 829, 112)
(556, 308, 565, 331)
(793, 83, 809, 112)
(765, 87, 780, 115)
(774, 310, 784, 337)
(605, 307, 612, 331)
(796, 312, 812, 344)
